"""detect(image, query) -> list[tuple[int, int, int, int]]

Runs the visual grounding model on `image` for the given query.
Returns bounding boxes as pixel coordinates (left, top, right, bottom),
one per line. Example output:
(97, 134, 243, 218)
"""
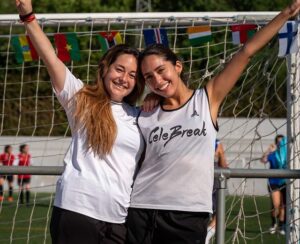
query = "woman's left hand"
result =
(287, 0, 300, 17)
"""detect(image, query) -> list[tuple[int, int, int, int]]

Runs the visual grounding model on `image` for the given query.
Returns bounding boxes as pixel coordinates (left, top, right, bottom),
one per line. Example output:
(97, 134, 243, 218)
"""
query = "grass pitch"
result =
(0, 193, 285, 243)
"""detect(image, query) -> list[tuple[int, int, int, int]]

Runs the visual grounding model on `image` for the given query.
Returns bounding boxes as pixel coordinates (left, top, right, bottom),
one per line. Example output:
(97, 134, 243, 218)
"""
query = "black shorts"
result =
(268, 184, 286, 205)
(50, 206, 126, 244)
(0, 175, 13, 183)
(126, 208, 210, 244)
(17, 178, 30, 186)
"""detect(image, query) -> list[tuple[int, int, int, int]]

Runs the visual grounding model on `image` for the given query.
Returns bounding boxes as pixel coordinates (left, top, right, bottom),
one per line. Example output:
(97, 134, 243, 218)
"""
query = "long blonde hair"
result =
(74, 44, 144, 156)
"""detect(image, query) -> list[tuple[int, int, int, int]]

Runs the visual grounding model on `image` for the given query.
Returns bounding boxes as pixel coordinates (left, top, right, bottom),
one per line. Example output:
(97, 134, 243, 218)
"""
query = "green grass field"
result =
(224, 196, 285, 243)
(0, 193, 285, 243)
(0, 193, 54, 244)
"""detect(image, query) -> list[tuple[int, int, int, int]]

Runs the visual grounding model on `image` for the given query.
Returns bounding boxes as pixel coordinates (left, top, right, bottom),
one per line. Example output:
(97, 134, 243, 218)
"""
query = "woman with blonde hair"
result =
(16, 1, 145, 243)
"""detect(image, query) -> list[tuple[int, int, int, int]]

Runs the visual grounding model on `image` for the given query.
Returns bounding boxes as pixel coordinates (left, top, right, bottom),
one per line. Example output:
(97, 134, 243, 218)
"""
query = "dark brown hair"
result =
(4, 145, 12, 153)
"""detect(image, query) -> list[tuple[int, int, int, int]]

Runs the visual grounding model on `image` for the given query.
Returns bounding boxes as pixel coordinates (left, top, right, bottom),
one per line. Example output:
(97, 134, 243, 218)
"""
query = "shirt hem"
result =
(130, 203, 212, 214)
(53, 204, 126, 224)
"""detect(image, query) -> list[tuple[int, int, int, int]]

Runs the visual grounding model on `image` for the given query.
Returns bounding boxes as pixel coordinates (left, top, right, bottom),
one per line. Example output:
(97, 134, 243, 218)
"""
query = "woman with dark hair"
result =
(0, 145, 15, 202)
(18, 144, 31, 205)
(127, 1, 300, 243)
(261, 135, 287, 235)
(16, 1, 145, 243)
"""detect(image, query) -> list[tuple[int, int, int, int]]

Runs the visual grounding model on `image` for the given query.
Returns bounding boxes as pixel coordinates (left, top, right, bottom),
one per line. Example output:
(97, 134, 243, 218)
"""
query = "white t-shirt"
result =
(53, 68, 144, 223)
(130, 89, 217, 213)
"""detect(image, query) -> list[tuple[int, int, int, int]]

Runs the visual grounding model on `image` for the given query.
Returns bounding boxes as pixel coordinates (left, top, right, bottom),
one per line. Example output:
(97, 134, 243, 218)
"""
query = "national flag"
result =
(54, 33, 81, 62)
(187, 26, 212, 46)
(143, 28, 169, 47)
(230, 24, 257, 45)
(278, 21, 298, 57)
(11, 35, 38, 63)
(97, 31, 123, 52)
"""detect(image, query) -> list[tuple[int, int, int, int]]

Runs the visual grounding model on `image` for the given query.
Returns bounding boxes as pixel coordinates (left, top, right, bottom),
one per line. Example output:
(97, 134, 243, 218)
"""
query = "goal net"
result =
(0, 12, 299, 243)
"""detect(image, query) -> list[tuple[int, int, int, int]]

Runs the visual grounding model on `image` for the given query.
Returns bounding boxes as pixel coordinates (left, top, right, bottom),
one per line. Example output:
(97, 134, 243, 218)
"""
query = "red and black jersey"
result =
(18, 153, 31, 179)
(0, 153, 15, 166)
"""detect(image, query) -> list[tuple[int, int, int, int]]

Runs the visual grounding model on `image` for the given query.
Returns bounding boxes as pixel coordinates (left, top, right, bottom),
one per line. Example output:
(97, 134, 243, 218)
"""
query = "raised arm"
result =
(206, 0, 300, 123)
(261, 143, 276, 163)
(16, 0, 66, 93)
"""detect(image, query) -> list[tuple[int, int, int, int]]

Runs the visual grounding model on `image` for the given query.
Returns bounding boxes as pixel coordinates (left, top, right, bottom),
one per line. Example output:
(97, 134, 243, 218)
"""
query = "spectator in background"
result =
(261, 135, 287, 235)
(18, 144, 31, 206)
(0, 145, 15, 202)
(205, 139, 228, 244)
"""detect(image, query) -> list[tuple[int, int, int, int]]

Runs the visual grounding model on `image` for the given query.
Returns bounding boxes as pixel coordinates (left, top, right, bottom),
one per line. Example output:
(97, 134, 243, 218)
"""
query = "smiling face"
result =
(103, 54, 138, 102)
(141, 54, 183, 98)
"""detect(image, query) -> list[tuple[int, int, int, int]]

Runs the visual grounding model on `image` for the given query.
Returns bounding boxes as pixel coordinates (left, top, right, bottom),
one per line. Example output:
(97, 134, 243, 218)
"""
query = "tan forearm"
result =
(244, 4, 299, 58)
(23, 19, 66, 92)
(24, 19, 56, 64)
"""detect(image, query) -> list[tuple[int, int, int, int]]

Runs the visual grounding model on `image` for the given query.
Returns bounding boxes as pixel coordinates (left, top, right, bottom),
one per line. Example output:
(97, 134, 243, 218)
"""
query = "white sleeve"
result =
(53, 67, 84, 110)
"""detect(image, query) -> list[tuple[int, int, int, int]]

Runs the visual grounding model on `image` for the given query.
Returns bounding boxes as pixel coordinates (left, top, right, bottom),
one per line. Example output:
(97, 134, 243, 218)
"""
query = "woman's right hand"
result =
(142, 93, 161, 112)
(16, 0, 33, 16)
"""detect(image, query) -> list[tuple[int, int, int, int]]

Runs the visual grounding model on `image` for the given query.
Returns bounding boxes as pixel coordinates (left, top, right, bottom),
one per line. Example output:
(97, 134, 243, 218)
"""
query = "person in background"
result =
(261, 135, 287, 235)
(0, 145, 15, 202)
(18, 144, 31, 206)
(205, 139, 228, 244)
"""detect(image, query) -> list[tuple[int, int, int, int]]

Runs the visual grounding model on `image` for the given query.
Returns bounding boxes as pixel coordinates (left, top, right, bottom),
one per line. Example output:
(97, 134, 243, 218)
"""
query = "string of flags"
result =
(10, 21, 299, 63)
(11, 35, 39, 63)
(97, 31, 123, 52)
(278, 21, 298, 57)
(143, 28, 169, 47)
(230, 24, 257, 45)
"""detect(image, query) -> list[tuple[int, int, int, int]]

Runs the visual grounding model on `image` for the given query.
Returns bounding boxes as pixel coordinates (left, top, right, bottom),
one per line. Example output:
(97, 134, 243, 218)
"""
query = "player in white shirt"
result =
(16, 1, 145, 243)
(127, 1, 300, 243)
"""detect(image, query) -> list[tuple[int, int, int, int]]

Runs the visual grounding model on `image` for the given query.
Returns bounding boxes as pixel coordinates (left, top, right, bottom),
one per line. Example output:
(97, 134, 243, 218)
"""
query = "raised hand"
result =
(16, 0, 33, 16)
(287, 0, 300, 17)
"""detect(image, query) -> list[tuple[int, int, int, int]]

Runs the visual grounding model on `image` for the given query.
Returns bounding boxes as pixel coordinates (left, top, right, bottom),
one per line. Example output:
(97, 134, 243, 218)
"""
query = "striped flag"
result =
(54, 33, 81, 62)
(187, 26, 212, 46)
(230, 24, 257, 45)
(143, 28, 169, 47)
(11, 35, 38, 63)
(278, 21, 298, 57)
(97, 31, 123, 52)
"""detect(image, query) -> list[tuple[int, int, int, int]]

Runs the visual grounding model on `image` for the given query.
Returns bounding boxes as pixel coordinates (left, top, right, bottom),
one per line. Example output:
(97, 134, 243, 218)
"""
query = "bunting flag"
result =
(230, 24, 257, 45)
(278, 21, 298, 57)
(97, 31, 123, 52)
(54, 33, 81, 62)
(143, 28, 169, 47)
(11, 35, 38, 63)
(187, 26, 212, 46)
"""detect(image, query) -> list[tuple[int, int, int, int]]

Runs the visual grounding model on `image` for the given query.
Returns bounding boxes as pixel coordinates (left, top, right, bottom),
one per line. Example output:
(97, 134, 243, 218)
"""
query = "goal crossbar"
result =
(0, 12, 279, 26)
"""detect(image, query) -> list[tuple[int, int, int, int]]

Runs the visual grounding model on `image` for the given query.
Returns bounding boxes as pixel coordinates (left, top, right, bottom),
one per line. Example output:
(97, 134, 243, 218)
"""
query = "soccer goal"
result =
(0, 12, 299, 243)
